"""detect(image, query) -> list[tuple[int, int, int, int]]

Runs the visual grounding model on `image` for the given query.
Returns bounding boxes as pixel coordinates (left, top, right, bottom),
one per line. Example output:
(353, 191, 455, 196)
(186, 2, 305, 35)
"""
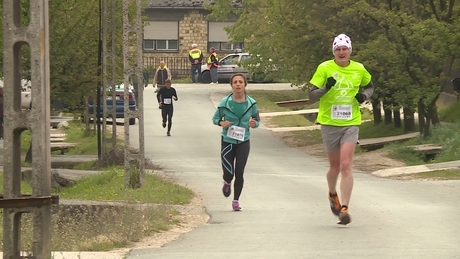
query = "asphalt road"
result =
(126, 83, 460, 259)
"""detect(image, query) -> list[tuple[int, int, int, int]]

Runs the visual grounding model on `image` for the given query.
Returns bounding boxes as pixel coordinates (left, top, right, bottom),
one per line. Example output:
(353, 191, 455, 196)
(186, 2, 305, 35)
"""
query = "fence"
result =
(143, 56, 192, 79)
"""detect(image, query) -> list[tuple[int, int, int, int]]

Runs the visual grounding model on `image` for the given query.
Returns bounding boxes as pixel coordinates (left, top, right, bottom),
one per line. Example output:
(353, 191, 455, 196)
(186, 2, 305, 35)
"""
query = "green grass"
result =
(247, 89, 317, 113)
(62, 120, 123, 155)
(72, 160, 99, 170)
(388, 122, 460, 165)
(266, 115, 316, 127)
(438, 100, 460, 123)
(288, 130, 324, 147)
(2, 119, 196, 252)
(0, 170, 194, 205)
(172, 77, 193, 84)
(358, 121, 419, 139)
(54, 169, 194, 204)
(0, 169, 194, 251)
(18, 119, 121, 156)
(0, 203, 178, 251)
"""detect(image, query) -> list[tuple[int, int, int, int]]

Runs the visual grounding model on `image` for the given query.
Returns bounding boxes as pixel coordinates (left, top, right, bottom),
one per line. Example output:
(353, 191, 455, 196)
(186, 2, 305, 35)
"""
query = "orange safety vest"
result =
(207, 52, 219, 69)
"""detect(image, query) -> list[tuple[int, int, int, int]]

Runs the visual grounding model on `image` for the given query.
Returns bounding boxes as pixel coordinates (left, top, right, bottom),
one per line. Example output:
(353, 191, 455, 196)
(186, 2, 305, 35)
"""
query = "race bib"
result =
(163, 98, 172, 104)
(227, 125, 246, 141)
(331, 105, 352, 120)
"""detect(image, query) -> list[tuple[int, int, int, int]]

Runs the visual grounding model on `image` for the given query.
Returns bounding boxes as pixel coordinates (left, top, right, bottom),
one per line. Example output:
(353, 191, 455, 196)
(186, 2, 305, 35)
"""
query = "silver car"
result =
(201, 52, 272, 83)
(0, 79, 32, 109)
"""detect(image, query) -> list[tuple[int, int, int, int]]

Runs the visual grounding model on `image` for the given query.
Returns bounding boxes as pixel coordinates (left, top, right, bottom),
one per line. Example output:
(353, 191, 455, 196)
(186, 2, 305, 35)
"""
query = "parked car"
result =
(0, 79, 32, 109)
(87, 83, 137, 125)
(200, 52, 274, 83)
(21, 79, 32, 109)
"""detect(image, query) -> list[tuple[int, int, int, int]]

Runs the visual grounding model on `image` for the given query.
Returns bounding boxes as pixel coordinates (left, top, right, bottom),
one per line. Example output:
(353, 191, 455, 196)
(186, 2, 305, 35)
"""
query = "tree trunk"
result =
(403, 107, 415, 132)
(383, 100, 392, 124)
(429, 94, 440, 125)
(384, 109, 392, 124)
(372, 99, 381, 124)
(418, 100, 426, 135)
(393, 109, 401, 128)
(424, 116, 431, 138)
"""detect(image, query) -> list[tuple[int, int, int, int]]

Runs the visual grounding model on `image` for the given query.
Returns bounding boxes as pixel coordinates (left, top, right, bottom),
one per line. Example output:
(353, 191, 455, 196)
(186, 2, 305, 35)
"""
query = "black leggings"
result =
(162, 105, 173, 132)
(221, 139, 250, 201)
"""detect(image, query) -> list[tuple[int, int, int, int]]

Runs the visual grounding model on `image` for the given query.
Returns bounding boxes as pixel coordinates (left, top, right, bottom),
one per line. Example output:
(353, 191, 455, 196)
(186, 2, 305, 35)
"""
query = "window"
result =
(143, 21, 179, 51)
(220, 55, 240, 66)
(208, 22, 243, 52)
(144, 40, 154, 50)
(208, 42, 244, 52)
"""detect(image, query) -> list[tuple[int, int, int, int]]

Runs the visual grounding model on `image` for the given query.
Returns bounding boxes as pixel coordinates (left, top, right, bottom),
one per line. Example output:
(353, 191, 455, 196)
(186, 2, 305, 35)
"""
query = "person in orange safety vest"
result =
(207, 47, 219, 84)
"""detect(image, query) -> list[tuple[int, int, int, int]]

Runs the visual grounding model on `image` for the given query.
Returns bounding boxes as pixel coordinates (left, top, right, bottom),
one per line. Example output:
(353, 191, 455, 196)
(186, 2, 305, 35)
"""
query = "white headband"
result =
(332, 34, 352, 54)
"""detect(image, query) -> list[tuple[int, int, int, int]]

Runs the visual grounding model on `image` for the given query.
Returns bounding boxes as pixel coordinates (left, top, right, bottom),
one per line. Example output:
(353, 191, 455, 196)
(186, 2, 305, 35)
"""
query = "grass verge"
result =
(0, 169, 194, 251)
(388, 122, 460, 165)
(63, 120, 123, 155)
(4, 119, 196, 252)
(0, 204, 177, 251)
(54, 169, 194, 204)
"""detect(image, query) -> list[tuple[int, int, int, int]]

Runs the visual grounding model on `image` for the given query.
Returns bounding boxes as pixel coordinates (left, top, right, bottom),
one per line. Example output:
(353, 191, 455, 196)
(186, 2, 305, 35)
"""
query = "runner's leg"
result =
(221, 139, 235, 184)
(233, 140, 250, 201)
(167, 106, 173, 132)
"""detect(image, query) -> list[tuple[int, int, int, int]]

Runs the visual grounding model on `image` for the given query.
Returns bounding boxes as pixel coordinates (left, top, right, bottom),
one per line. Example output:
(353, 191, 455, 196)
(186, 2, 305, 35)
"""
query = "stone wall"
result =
(143, 10, 209, 78)
(143, 10, 209, 60)
(180, 10, 208, 56)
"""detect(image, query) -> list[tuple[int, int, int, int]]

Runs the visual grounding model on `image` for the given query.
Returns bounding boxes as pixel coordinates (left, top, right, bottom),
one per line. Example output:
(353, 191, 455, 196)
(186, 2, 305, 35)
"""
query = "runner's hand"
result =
(220, 120, 231, 128)
(325, 77, 336, 90)
(249, 118, 256, 128)
(355, 93, 366, 103)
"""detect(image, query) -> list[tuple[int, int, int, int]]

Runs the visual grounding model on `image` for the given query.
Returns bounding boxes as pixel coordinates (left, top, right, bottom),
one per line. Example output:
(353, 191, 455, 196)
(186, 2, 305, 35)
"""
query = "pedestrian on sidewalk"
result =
(308, 33, 374, 225)
(152, 60, 171, 93)
(189, 43, 203, 84)
(156, 79, 178, 136)
(212, 73, 260, 211)
(207, 47, 219, 84)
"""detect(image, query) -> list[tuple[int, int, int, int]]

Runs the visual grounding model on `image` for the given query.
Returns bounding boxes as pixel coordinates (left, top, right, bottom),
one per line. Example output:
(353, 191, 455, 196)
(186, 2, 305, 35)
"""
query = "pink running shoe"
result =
(232, 200, 241, 211)
(222, 181, 231, 197)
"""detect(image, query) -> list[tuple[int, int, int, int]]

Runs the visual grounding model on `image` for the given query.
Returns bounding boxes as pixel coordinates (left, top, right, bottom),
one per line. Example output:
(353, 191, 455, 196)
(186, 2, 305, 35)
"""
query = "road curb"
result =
(372, 165, 431, 177)
(372, 161, 460, 178)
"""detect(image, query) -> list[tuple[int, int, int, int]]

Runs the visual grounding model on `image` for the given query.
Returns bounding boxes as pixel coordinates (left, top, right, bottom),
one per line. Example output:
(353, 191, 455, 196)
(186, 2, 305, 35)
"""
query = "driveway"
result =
(127, 83, 460, 259)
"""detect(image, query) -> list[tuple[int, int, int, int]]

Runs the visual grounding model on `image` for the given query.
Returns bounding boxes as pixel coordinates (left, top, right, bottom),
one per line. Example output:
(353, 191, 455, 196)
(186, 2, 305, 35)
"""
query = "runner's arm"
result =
(212, 107, 224, 126)
(173, 89, 178, 101)
(308, 85, 328, 103)
(361, 81, 375, 99)
(251, 107, 260, 128)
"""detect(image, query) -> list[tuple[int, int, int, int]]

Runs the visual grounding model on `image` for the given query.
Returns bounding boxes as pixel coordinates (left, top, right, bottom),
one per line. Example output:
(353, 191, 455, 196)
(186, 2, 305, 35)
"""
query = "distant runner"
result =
(157, 79, 178, 136)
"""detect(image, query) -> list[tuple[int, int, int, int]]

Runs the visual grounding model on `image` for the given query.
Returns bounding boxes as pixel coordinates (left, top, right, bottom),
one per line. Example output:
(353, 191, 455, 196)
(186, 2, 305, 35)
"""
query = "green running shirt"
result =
(310, 60, 372, 126)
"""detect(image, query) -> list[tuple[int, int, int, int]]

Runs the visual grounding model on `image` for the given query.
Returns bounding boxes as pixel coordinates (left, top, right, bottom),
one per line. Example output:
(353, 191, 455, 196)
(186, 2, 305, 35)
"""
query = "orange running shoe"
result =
(338, 207, 351, 225)
(328, 193, 341, 216)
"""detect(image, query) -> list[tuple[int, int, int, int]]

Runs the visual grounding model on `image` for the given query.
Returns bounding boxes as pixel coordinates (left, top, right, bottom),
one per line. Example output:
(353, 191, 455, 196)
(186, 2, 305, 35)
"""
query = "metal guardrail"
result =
(143, 56, 191, 79)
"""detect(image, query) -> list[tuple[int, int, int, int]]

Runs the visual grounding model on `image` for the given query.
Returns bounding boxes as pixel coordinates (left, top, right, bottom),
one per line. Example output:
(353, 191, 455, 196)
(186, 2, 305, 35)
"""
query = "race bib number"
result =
(227, 125, 246, 141)
(163, 98, 172, 104)
(331, 105, 352, 120)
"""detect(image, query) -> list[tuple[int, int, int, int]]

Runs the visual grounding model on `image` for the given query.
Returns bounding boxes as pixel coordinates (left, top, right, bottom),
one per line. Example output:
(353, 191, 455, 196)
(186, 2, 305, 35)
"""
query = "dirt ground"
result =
(125, 126, 407, 250)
